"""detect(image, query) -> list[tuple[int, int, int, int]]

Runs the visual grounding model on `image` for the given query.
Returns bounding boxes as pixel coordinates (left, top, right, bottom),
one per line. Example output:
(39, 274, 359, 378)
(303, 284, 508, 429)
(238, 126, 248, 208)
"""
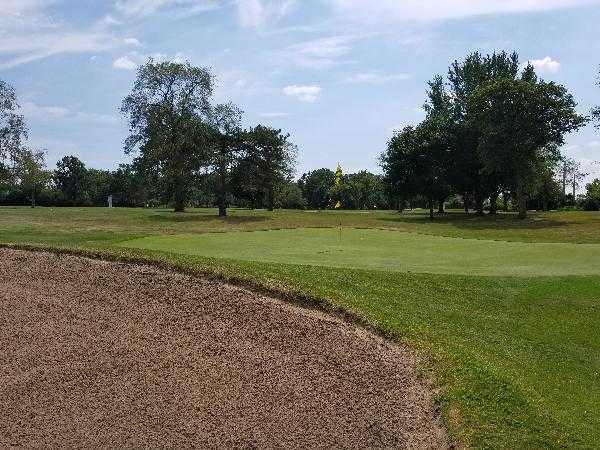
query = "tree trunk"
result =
(397, 199, 404, 213)
(217, 163, 227, 217)
(267, 186, 274, 211)
(429, 199, 434, 220)
(438, 198, 445, 214)
(516, 187, 528, 219)
(31, 193, 36, 208)
(474, 192, 484, 216)
(502, 192, 509, 212)
(173, 175, 186, 212)
(463, 193, 469, 214)
(489, 191, 499, 215)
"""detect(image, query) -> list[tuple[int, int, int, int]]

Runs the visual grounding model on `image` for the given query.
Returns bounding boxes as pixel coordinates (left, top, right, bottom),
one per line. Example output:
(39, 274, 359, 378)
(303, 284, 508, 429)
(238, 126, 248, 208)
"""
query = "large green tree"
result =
(469, 78, 587, 218)
(121, 60, 213, 212)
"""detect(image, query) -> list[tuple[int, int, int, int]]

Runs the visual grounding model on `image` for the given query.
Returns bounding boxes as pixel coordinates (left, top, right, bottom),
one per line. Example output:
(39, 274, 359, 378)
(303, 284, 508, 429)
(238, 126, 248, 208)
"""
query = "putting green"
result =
(120, 227, 600, 276)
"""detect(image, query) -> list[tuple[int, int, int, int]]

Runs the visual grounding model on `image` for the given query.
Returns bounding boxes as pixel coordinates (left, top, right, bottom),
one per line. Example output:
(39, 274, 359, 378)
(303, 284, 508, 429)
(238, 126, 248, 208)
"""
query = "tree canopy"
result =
(381, 51, 587, 219)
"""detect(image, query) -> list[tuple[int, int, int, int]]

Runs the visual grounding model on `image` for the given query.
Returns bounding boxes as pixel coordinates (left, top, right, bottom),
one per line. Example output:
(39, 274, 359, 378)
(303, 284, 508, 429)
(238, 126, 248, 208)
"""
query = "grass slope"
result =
(1, 206, 599, 448)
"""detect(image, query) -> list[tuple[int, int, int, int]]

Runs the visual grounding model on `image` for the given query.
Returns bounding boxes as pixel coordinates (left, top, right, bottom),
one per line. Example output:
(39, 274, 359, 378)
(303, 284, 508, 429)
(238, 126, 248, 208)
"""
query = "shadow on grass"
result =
(380, 211, 576, 230)
(148, 212, 269, 224)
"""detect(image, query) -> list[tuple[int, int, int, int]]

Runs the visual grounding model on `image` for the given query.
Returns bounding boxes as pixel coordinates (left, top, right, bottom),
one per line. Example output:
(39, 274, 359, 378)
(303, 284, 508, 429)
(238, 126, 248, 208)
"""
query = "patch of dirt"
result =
(0, 249, 448, 449)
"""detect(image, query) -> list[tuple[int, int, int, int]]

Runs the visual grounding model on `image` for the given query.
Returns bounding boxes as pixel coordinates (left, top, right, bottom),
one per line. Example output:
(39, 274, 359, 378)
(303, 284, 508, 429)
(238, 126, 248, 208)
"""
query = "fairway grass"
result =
(120, 227, 600, 276)
(1, 207, 599, 448)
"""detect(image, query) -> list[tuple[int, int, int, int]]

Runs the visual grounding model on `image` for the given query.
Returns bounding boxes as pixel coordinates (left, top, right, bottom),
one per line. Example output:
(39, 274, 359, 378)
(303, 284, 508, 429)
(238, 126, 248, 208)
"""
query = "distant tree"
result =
(298, 168, 335, 209)
(586, 178, 600, 198)
(12, 148, 50, 208)
(0, 80, 27, 178)
(341, 171, 388, 210)
(121, 59, 213, 212)
(110, 162, 153, 207)
(583, 178, 600, 210)
(469, 78, 587, 218)
(529, 159, 562, 211)
(568, 159, 588, 200)
(208, 102, 243, 217)
(243, 125, 297, 211)
(230, 153, 262, 208)
(86, 169, 112, 205)
(55, 155, 90, 204)
(275, 181, 307, 209)
(559, 156, 578, 202)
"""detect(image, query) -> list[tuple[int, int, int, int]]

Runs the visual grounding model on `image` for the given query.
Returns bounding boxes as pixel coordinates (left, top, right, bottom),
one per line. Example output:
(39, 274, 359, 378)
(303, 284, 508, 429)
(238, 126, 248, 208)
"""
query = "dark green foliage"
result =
(55, 156, 91, 205)
(238, 125, 297, 211)
(339, 171, 389, 210)
(298, 168, 335, 209)
(275, 181, 307, 209)
(583, 178, 600, 210)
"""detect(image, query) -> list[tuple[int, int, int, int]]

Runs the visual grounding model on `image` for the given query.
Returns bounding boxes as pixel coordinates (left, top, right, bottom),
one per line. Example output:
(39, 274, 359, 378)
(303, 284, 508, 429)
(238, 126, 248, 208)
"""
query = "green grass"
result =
(1, 206, 599, 448)
(121, 227, 600, 276)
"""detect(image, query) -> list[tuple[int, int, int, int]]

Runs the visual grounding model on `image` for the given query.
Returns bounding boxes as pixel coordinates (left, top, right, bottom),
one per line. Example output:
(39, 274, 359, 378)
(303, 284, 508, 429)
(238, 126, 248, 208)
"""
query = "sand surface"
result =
(0, 249, 447, 449)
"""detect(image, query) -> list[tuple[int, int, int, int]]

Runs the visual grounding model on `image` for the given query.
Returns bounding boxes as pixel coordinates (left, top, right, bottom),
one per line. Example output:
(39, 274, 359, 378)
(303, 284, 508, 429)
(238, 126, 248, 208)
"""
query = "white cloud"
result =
(284, 35, 357, 70)
(0, 32, 135, 70)
(236, 0, 296, 28)
(347, 71, 411, 84)
(0, 1, 140, 70)
(113, 55, 138, 70)
(20, 101, 117, 124)
(236, 0, 265, 27)
(283, 85, 322, 103)
(529, 56, 561, 74)
(328, 0, 598, 23)
(123, 37, 142, 46)
(114, 0, 219, 17)
(20, 102, 70, 119)
(260, 112, 289, 118)
(213, 69, 268, 100)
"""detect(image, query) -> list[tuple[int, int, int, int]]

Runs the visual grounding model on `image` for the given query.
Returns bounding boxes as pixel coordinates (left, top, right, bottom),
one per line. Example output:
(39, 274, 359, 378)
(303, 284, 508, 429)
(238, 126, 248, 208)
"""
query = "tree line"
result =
(2, 53, 600, 214)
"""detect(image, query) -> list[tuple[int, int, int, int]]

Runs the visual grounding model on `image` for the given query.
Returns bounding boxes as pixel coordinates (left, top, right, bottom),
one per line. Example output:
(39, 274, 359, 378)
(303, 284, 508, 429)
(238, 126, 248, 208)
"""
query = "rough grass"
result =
(1, 206, 599, 448)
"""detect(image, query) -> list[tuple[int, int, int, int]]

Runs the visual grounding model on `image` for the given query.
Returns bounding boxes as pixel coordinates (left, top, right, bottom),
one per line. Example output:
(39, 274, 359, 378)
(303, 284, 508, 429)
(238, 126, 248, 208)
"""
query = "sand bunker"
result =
(0, 249, 447, 448)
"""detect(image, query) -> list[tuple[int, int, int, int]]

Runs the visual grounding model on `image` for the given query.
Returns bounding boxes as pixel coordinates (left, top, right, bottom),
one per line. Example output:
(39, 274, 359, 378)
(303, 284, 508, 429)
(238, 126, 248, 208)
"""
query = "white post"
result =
(108, 195, 113, 208)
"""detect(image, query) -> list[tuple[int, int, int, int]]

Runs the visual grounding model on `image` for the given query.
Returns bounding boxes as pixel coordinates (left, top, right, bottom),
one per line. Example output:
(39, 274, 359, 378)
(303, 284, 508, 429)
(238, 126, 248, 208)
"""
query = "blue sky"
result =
(2, 0, 600, 187)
